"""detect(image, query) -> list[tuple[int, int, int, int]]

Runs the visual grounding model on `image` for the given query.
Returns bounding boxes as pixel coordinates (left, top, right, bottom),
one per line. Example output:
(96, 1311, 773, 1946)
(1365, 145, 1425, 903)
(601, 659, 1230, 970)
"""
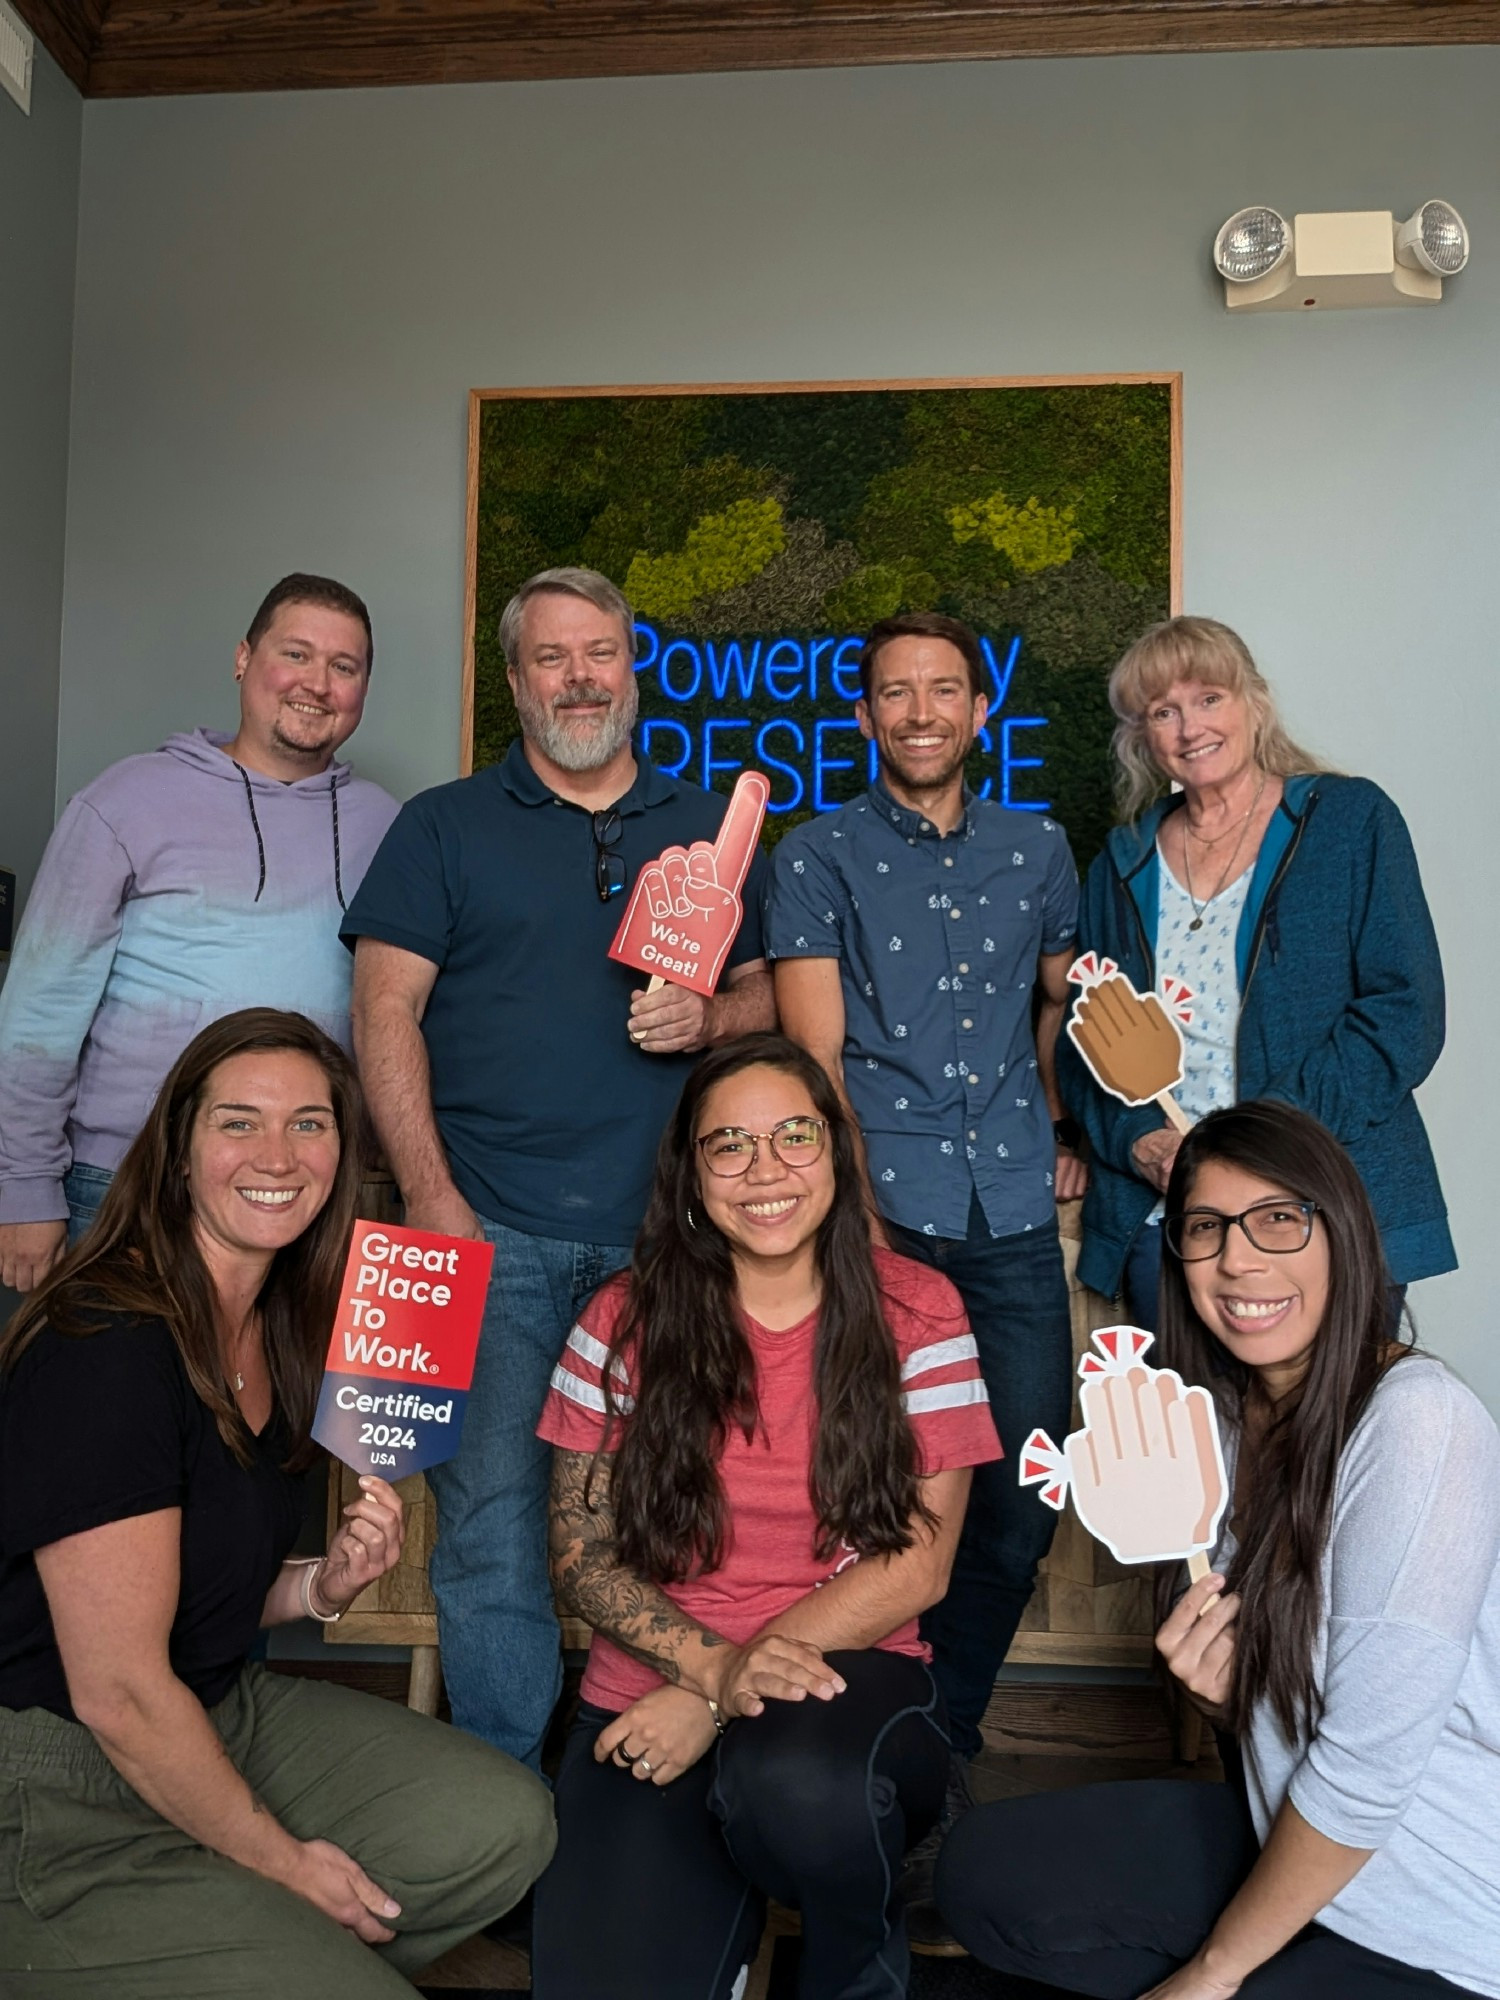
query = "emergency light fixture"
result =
(1214, 202, 1470, 311)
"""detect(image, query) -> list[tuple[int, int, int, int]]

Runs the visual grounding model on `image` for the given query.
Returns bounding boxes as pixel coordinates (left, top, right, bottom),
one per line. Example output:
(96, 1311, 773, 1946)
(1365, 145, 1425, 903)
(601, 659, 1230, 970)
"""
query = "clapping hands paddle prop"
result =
(1020, 1327, 1228, 1578)
(1066, 953, 1197, 1135)
(609, 770, 770, 995)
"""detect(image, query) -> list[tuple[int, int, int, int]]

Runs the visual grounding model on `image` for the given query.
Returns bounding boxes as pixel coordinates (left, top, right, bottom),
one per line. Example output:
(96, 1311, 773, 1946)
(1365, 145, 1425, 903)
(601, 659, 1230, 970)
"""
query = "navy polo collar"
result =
(867, 778, 976, 843)
(496, 738, 679, 816)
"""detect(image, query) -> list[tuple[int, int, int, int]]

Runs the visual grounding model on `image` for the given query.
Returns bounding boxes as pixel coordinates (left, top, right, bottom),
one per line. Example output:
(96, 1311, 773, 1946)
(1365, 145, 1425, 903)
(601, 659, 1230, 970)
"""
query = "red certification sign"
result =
(312, 1222, 494, 1480)
(608, 769, 769, 993)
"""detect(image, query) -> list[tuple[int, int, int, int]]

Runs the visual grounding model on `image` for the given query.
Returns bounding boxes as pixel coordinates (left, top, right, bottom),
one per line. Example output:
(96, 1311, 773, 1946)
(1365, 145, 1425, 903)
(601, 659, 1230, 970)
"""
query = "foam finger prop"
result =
(1020, 1326, 1228, 1578)
(313, 1223, 493, 1479)
(1066, 953, 1197, 1134)
(610, 769, 770, 995)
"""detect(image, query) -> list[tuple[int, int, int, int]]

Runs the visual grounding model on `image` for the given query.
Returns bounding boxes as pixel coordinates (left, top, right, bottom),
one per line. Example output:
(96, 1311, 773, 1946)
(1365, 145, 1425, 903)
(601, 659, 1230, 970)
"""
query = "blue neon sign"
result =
(633, 622, 1050, 813)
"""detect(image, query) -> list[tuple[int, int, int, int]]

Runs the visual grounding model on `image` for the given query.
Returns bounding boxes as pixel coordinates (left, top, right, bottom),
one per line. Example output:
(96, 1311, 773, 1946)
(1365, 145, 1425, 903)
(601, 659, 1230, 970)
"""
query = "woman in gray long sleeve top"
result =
(934, 1101, 1498, 1998)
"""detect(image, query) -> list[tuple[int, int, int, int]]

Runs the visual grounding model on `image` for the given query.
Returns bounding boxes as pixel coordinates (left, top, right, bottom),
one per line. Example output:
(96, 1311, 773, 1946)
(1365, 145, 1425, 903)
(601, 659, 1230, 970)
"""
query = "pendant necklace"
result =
(227, 1310, 255, 1396)
(1183, 772, 1265, 930)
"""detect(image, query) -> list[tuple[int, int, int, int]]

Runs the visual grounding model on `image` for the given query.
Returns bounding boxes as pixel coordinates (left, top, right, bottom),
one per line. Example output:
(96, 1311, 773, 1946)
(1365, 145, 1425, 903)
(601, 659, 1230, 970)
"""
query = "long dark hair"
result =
(1158, 1100, 1406, 1736)
(601, 1033, 930, 1583)
(0, 1008, 368, 1469)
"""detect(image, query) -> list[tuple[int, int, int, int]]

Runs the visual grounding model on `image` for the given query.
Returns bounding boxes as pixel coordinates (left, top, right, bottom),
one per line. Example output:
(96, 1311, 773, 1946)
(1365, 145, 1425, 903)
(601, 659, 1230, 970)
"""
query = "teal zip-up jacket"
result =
(1058, 774, 1456, 1296)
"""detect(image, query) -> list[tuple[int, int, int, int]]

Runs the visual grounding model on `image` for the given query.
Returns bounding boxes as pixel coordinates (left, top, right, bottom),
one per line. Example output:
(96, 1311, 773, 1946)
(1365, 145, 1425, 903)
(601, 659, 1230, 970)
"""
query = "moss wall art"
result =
(466, 378, 1178, 867)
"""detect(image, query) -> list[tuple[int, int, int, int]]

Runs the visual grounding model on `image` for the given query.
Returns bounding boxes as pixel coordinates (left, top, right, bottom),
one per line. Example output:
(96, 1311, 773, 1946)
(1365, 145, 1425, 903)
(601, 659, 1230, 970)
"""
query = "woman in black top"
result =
(0, 1008, 553, 2000)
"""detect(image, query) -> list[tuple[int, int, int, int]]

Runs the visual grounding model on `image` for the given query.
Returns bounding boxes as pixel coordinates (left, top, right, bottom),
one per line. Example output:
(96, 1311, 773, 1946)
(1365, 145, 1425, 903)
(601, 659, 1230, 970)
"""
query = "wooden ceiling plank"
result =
(70, 0, 1500, 97)
(89, 0, 1500, 55)
(11, 0, 99, 89)
(89, 0, 1500, 45)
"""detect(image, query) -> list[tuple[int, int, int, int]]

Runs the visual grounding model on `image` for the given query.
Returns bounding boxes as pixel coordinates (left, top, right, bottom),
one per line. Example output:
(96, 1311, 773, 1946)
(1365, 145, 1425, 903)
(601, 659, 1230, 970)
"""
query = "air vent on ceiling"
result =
(0, 0, 34, 114)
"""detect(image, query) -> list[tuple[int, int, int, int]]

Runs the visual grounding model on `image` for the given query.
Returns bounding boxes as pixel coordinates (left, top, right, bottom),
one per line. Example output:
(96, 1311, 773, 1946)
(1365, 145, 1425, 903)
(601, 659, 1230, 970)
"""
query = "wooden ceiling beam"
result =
(11, 0, 103, 91)
(28, 0, 1500, 98)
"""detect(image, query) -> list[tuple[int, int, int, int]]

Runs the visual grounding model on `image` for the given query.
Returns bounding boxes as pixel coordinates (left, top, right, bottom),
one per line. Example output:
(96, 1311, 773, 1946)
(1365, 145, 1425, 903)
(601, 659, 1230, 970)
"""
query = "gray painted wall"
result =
(0, 46, 78, 945)
(58, 47, 1500, 1406)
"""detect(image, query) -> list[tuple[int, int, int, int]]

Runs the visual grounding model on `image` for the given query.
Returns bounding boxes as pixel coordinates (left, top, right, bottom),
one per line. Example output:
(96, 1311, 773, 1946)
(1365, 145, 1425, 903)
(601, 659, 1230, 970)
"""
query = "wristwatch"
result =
(1053, 1116, 1082, 1153)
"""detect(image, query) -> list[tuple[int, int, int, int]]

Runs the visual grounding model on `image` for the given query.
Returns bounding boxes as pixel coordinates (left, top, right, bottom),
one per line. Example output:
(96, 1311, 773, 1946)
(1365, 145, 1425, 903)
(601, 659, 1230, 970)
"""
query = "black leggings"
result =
(531, 1649, 948, 2000)
(935, 1779, 1484, 1998)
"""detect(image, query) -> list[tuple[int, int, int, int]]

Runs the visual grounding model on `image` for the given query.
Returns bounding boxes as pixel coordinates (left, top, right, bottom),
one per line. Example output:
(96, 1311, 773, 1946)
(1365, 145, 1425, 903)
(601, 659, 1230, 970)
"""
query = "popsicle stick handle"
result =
(1187, 1550, 1211, 1583)
(646, 975, 666, 994)
(1156, 1090, 1193, 1135)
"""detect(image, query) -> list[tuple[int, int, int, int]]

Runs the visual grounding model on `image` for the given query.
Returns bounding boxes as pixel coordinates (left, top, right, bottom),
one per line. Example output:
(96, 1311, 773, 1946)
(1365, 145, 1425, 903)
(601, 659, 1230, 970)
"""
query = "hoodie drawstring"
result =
(233, 761, 267, 905)
(232, 759, 346, 911)
(330, 781, 346, 912)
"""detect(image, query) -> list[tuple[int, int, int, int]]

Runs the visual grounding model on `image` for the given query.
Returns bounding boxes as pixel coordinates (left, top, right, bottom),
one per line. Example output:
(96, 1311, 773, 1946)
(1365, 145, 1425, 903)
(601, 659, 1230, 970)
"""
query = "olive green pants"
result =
(0, 1664, 555, 1997)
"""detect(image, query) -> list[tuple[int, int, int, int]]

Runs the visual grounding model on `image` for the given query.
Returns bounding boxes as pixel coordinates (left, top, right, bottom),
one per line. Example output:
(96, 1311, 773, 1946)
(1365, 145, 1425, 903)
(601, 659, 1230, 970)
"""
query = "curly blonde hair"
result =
(1109, 616, 1327, 823)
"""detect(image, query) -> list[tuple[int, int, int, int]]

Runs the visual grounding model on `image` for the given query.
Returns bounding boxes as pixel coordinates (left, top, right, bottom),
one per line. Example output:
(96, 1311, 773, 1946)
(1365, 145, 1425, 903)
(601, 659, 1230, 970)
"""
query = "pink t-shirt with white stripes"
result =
(536, 1248, 1002, 1713)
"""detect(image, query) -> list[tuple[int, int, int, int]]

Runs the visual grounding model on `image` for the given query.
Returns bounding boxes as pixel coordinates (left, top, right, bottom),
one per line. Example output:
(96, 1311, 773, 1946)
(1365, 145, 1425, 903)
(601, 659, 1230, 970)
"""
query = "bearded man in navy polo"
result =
(343, 569, 775, 1771)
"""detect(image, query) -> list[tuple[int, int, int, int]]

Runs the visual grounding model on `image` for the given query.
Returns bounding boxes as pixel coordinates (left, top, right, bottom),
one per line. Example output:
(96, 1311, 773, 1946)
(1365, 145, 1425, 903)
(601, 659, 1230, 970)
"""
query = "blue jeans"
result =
(425, 1212, 630, 1772)
(63, 1162, 114, 1243)
(887, 1195, 1073, 1760)
(1123, 1218, 1164, 1332)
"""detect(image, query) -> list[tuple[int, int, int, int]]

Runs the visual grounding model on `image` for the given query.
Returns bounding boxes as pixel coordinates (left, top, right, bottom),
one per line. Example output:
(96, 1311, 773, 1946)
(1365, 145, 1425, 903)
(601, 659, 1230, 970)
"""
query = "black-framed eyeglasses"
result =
(695, 1117, 828, 1178)
(1164, 1199, 1320, 1262)
(592, 808, 626, 903)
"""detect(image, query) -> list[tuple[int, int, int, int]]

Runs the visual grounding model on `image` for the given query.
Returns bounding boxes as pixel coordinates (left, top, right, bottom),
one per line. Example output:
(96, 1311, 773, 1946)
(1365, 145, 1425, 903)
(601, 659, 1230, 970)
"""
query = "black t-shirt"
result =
(0, 1311, 306, 1719)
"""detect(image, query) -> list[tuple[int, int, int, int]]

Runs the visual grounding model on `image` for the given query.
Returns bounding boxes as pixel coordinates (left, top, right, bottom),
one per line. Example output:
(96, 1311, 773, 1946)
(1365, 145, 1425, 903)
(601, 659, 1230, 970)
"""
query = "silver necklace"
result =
(1182, 772, 1265, 930)
(1185, 799, 1256, 848)
(227, 1311, 256, 1396)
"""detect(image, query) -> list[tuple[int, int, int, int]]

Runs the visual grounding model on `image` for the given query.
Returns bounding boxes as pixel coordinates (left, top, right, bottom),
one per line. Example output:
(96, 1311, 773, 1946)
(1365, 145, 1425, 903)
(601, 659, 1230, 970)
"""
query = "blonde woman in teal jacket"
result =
(1057, 617, 1453, 1326)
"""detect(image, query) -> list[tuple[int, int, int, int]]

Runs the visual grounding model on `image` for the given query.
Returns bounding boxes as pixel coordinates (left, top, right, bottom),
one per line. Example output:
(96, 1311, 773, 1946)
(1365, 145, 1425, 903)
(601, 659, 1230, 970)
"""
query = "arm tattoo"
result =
(548, 1450, 726, 1684)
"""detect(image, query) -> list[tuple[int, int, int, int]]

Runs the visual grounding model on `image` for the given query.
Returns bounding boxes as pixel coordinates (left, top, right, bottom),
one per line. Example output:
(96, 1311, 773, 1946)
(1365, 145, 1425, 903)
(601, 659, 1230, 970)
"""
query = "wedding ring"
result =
(638, 1758, 653, 1776)
(617, 1747, 637, 1765)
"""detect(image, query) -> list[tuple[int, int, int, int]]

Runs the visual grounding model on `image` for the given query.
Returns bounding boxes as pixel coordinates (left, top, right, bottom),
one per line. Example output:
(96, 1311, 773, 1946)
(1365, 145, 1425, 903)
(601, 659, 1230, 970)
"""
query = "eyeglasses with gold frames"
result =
(695, 1117, 827, 1178)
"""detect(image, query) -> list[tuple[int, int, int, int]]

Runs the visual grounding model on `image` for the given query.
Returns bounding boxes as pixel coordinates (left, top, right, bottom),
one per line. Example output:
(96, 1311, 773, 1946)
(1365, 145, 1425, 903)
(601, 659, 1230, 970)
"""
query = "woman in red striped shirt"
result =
(531, 1033, 1001, 1999)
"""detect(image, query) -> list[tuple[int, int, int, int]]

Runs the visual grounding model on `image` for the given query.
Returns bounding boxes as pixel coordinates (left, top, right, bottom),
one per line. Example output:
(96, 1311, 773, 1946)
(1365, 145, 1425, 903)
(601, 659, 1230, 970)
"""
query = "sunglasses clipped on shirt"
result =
(593, 808, 626, 903)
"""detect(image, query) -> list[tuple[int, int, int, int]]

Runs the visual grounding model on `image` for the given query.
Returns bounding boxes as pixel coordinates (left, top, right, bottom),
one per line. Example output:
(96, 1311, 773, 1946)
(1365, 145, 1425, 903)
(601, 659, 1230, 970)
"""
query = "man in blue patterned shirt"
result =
(767, 612, 1085, 1932)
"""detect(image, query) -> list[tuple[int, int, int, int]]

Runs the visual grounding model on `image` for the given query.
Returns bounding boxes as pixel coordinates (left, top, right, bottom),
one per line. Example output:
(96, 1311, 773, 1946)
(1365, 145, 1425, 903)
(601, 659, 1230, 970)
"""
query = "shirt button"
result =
(943, 856, 954, 867)
(958, 963, 969, 974)
(920, 820, 932, 832)
(968, 1129, 977, 1142)
(967, 1073, 980, 1086)
(949, 908, 961, 919)
(962, 1018, 973, 1030)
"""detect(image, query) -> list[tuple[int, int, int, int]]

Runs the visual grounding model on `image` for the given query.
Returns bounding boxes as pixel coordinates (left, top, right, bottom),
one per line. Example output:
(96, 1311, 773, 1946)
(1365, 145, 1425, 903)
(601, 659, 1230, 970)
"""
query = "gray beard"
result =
(514, 676, 639, 772)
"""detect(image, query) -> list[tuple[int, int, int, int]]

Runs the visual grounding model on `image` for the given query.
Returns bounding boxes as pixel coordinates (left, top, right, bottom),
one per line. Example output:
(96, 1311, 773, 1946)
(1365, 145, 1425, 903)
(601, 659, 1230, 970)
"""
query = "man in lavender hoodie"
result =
(0, 574, 399, 1292)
